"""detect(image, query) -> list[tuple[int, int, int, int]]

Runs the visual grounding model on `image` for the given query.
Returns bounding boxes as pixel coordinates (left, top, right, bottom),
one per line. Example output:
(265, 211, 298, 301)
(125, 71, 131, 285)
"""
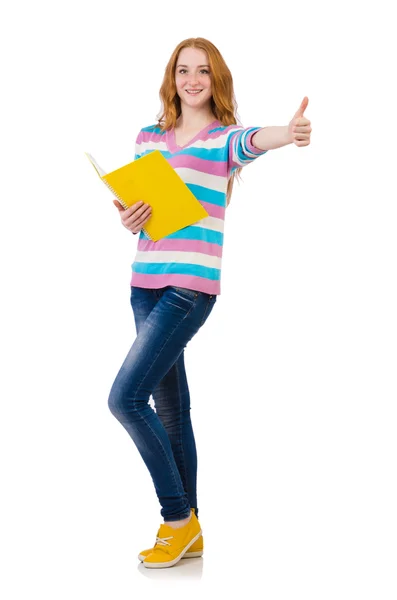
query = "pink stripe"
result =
(202, 126, 223, 140)
(246, 128, 267, 155)
(168, 154, 226, 177)
(137, 238, 223, 258)
(141, 130, 166, 144)
(201, 200, 225, 219)
(141, 121, 224, 144)
(130, 273, 221, 295)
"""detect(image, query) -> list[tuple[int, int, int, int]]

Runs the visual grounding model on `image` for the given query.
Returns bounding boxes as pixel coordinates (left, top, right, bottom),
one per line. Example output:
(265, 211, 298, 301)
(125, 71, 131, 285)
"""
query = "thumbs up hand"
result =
(288, 96, 312, 147)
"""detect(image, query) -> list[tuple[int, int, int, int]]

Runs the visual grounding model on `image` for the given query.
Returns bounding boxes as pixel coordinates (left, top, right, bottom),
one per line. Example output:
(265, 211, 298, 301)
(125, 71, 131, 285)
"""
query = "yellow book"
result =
(85, 150, 209, 242)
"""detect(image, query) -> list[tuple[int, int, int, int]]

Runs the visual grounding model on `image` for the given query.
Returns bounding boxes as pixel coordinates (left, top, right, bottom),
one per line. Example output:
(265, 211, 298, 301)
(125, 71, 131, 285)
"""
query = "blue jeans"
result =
(108, 285, 217, 522)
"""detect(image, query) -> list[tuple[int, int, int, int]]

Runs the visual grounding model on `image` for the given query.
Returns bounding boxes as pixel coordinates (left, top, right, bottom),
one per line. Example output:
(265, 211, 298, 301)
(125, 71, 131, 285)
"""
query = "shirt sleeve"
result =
(134, 129, 143, 160)
(228, 126, 268, 176)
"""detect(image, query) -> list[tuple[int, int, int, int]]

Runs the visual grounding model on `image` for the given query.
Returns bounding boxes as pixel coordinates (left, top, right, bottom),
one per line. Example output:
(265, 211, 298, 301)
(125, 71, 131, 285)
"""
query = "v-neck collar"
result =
(166, 119, 220, 153)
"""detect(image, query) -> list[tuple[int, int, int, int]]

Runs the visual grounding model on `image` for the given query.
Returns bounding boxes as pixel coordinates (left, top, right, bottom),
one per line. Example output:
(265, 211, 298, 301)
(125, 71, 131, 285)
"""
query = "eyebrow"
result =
(176, 64, 210, 68)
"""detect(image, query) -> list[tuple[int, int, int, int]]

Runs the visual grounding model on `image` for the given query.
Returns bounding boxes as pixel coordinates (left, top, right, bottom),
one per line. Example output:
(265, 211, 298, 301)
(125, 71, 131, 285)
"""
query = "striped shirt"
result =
(130, 119, 268, 295)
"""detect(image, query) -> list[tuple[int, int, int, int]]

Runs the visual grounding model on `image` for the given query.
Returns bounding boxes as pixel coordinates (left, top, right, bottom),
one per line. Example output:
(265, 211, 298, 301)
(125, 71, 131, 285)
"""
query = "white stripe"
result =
(135, 127, 243, 156)
(173, 167, 227, 193)
(136, 139, 168, 154)
(134, 250, 222, 269)
(185, 128, 242, 150)
(192, 215, 224, 233)
(230, 128, 262, 165)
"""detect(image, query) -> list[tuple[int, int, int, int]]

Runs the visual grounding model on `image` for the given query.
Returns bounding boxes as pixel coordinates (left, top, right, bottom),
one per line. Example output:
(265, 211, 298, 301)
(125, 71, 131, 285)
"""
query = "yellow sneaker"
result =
(138, 508, 203, 562)
(141, 509, 202, 568)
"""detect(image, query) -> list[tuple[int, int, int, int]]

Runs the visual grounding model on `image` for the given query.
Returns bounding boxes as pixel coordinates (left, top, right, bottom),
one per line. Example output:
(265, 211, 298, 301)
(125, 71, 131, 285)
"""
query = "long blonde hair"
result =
(155, 37, 243, 207)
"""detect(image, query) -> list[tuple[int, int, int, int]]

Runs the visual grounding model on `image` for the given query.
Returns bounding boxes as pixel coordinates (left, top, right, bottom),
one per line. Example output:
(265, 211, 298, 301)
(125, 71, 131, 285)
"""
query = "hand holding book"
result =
(113, 199, 152, 235)
(85, 150, 209, 242)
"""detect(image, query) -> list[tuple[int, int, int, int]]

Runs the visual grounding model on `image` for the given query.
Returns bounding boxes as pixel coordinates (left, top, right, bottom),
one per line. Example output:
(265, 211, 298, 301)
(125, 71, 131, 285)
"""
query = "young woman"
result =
(109, 37, 311, 569)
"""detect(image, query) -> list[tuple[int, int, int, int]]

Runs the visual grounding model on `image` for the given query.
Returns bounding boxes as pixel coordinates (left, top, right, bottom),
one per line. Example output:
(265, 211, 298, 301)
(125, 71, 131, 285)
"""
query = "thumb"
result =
(293, 96, 309, 119)
(113, 199, 125, 211)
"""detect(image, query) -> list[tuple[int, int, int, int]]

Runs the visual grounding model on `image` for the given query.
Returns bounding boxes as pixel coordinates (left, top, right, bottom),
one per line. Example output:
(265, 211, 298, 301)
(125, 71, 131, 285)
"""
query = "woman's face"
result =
(174, 47, 212, 110)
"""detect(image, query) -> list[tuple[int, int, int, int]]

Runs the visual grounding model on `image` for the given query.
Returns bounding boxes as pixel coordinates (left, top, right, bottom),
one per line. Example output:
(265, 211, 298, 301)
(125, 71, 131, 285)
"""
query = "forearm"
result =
(251, 126, 291, 151)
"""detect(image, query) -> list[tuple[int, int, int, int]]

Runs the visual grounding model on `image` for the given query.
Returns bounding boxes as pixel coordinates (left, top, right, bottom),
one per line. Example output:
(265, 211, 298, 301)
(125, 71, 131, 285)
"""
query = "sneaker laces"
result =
(155, 535, 174, 547)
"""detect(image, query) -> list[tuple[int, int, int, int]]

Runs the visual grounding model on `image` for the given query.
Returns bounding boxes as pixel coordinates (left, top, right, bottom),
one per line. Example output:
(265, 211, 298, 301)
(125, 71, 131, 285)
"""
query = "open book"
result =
(85, 150, 209, 242)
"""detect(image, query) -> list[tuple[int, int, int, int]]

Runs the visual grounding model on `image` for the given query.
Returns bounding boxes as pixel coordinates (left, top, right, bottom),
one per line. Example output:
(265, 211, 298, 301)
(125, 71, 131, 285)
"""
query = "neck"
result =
(177, 106, 216, 130)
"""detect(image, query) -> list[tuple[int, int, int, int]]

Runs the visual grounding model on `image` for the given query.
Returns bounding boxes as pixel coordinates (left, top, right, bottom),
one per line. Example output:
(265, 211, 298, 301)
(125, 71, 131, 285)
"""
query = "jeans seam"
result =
(200, 297, 211, 327)
(130, 308, 195, 497)
(131, 408, 183, 498)
(175, 362, 188, 495)
(172, 286, 198, 299)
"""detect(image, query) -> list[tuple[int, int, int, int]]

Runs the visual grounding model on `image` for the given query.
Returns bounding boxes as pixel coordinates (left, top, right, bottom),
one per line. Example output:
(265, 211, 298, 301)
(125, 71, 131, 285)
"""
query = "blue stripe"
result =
(136, 146, 228, 162)
(141, 124, 166, 135)
(132, 261, 221, 281)
(173, 146, 227, 161)
(186, 183, 225, 207)
(230, 127, 268, 164)
(142, 124, 228, 136)
(141, 226, 223, 245)
(208, 125, 228, 134)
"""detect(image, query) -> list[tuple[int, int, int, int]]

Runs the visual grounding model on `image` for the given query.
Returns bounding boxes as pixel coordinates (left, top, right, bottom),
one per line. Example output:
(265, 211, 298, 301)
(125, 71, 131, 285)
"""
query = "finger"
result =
(137, 204, 152, 217)
(126, 206, 152, 227)
(125, 204, 150, 222)
(127, 202, 149, 220)
(113, 199, 125, 211)
(293, 119, 311, 127)
(128, 201, 145, 214)
(293, 126, 312, 133)
(140, 207, 152, 220)
(293, 96, 309, 119)
(295, 118, 310, 127)
(293, 103, 304, 119)
(294, 133, 311, 140)
(131, 211, 152, 233)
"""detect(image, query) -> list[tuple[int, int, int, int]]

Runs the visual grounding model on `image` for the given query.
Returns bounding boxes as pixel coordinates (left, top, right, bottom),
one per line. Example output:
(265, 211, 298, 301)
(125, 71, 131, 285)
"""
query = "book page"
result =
(85, 153, 107, 177)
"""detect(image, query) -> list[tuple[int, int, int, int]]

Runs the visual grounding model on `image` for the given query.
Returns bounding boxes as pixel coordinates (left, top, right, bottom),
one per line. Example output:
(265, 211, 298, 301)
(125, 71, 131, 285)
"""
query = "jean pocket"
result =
(171, 286, 199, 299)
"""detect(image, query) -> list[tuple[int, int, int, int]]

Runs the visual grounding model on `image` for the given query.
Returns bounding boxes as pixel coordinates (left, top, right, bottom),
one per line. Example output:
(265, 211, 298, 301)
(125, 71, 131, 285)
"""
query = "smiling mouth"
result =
(185, 90, 203, 95)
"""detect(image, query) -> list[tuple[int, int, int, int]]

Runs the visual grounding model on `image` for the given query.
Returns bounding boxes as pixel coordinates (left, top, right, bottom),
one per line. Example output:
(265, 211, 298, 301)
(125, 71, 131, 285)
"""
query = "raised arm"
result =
(252, 96, 312, 151)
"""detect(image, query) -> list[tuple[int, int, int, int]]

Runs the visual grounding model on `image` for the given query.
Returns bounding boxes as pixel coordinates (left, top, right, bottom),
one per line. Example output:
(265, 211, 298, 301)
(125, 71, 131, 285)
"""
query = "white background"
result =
(1, 0, 396, 597)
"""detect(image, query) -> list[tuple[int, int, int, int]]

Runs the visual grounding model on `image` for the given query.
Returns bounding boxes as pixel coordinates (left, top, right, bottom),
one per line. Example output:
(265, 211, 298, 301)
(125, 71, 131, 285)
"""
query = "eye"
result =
(178, 69, 210, 75)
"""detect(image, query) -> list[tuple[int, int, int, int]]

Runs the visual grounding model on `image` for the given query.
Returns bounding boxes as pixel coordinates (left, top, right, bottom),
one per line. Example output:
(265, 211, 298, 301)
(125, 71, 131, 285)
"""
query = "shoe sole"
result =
(138, 549, 203, 561)
(142, 530, 202, 568)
